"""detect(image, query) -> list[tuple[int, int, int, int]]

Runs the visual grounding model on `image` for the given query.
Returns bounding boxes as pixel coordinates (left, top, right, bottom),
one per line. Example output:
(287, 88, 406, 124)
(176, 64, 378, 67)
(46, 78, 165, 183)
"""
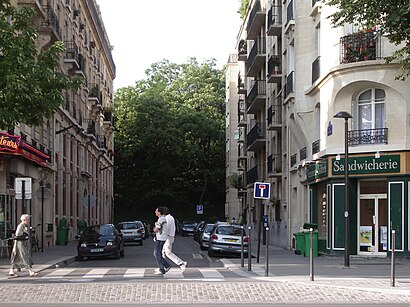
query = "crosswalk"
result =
(3, 266, 259, 281)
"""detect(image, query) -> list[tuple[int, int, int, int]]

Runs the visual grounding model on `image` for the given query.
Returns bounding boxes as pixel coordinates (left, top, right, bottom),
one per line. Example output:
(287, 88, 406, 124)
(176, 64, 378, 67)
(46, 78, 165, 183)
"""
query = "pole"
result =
(257, 204, 263, 263)
(41, 186, 44, 252)
(344, 117, 350, 268)
(248, 225, 252, 271)
(310, 228, 314, 281)
(265, 226, 269, 276)
(240, 226, 244, 267)
(391, 230, 396, 287)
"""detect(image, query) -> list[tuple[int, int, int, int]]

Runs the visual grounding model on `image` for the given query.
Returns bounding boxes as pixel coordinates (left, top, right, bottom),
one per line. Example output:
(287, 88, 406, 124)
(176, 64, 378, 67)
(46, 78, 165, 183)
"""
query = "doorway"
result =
(358, 195, 387, 255)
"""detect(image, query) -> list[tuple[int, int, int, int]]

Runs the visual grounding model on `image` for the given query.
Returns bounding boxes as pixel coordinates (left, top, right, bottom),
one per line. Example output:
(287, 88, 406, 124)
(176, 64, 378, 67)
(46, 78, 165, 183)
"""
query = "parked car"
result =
(180, 222, 197, 236)
(117, 221, 145, 245)
(199, 223, 214, 250)
(142, 222, 150, 238)
(208, 223, 248, 257)
(194, 221, 206, 242)
(76, 224, 125, 261)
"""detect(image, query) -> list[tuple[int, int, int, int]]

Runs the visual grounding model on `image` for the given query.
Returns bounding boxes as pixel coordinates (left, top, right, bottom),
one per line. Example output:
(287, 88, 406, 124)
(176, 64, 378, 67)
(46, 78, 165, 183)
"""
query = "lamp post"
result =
(333, 111, 352, 268)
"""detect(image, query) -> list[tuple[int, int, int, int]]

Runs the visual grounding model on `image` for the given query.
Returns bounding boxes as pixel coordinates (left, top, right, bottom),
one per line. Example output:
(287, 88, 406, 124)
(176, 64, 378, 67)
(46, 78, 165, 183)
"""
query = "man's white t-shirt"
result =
(166, 214, 176, 237)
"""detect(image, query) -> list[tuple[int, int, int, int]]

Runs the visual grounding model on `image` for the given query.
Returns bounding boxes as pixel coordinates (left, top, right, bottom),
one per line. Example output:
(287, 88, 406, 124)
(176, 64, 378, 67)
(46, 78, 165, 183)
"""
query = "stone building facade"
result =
(0, 0, 115, 247)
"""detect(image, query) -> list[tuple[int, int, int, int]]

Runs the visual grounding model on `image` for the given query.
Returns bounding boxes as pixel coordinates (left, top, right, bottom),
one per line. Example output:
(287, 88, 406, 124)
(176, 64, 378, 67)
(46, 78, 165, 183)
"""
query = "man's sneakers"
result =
(180, 261, 187, 272)
(153, 268, 163, 275)
(164, 266, 171, 273)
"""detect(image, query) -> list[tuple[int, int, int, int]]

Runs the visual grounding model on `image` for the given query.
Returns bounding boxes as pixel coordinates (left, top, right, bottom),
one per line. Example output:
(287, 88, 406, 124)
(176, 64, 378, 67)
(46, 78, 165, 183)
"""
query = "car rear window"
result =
(216, 226, 242, 236)
(118, 222, 140, 230)
(204, 224, 214, 233)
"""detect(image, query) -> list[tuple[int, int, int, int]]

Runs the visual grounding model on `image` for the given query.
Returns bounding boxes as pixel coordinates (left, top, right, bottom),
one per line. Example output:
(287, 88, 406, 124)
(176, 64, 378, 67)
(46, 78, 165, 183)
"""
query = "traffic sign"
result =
(196, 204, 204, 215)
(253, 182, 271, 199)
(15, 177, 32, 199)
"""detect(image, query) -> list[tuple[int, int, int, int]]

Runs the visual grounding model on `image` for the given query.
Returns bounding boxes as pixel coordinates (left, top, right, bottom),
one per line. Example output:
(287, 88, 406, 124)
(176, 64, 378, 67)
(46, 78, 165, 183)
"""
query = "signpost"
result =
(196, 204, 203, 215)
(253, 182, 271, 263)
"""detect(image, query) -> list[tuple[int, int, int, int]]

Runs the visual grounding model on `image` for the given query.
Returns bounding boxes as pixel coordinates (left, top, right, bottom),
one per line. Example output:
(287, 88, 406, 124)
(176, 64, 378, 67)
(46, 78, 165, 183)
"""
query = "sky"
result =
(96, 0, 243, 90)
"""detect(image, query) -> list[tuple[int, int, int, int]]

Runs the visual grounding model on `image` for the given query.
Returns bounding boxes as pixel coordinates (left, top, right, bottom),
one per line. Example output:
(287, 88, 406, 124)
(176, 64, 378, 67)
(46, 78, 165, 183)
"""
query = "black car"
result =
(180, 222, 197, 236)
(76, 224, 125, 261)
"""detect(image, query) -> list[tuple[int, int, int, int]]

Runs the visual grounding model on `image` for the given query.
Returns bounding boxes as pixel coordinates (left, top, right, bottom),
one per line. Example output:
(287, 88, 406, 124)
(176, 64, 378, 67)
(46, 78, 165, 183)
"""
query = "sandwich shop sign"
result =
(332, 155, 400, 175)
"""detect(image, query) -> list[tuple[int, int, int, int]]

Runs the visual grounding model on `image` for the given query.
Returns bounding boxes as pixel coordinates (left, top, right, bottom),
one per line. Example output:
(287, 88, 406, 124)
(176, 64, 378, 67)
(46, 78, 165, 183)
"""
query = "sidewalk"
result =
(221, 244, 410, 295)
(0, 240, 77, 272)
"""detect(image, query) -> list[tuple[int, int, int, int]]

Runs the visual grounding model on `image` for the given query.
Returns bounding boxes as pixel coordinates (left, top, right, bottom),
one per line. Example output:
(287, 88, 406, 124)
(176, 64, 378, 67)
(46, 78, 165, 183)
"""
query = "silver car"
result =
(117, 221, 144, 245)
(208, 223, 248, 257)
(199, 223, 214, 250)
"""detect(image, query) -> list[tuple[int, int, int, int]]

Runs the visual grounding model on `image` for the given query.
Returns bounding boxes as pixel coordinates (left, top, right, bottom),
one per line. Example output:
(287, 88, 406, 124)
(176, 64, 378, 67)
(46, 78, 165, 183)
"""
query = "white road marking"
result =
(198, 268, 224, 279)
(42, 268, 76, 279)
(83, 268, 109, 278)
(123, 268, 145, 278)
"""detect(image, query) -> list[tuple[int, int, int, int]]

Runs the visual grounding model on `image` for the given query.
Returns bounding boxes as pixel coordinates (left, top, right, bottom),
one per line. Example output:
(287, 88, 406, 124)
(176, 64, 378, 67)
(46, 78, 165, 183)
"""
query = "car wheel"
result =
(76, 255, 85, 261)
(120, 248, 125, 257)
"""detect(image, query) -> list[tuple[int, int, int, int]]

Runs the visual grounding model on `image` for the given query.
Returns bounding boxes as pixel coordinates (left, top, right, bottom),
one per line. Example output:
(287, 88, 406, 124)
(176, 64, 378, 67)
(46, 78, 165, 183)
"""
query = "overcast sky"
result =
(96, 0, 243, 90)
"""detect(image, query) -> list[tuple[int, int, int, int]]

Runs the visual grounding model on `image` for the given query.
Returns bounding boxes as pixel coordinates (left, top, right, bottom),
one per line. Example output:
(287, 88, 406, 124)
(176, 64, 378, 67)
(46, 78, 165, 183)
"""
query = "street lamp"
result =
(333, 111, 352, 268)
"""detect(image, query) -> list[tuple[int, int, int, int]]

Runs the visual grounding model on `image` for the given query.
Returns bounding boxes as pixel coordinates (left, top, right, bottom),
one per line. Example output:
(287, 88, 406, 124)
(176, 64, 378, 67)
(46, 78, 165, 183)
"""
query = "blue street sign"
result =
(196, 205, 204, 215)
(253, 182, 271, 199)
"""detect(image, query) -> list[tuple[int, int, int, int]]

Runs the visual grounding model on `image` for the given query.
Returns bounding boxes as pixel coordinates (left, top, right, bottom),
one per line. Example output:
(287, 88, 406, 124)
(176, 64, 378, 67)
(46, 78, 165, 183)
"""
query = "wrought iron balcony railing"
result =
(348, 128, 388, 145)
(340, 30, 381, 64)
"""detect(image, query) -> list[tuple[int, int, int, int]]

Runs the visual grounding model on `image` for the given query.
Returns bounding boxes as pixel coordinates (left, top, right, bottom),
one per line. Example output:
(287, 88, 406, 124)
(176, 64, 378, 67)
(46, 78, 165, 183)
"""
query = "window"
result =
(356, 88, 385, 130)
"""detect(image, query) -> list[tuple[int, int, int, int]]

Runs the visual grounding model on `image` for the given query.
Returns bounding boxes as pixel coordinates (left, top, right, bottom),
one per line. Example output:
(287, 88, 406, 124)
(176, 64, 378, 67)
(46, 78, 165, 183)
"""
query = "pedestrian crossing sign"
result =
(253, 182, 271, 199)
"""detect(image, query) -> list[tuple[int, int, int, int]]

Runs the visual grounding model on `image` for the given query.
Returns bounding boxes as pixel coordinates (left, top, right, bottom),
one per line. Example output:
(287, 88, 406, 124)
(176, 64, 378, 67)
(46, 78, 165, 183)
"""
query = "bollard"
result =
(391, 229, 396, 287)
(240, 226, 244, 267)
(309, 228, 314, 281)
(265, 227, 269, 276)
(248, 225, 252, 271)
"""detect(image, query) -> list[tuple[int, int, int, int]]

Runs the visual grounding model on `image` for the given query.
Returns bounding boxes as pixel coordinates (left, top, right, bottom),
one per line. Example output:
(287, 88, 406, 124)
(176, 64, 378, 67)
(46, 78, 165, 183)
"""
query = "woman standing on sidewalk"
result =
(8, 214, 37, 277)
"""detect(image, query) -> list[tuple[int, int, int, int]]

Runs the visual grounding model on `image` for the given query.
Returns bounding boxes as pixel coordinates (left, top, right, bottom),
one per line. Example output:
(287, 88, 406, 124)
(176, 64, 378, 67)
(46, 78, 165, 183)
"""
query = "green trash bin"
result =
(293, 232, 305, 256)
(304, 231, 318, 257)
(56, 219, 69, 246)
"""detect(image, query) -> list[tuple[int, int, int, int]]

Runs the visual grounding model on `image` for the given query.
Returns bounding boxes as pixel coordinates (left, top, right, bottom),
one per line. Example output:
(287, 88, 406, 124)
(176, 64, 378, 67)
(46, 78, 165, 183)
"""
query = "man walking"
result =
(162, 207, 187, 272)
(153, 207, 171, 275)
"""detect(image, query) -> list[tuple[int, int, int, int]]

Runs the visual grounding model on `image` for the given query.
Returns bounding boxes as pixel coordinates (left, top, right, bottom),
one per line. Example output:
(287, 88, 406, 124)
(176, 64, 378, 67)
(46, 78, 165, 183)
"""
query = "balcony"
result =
(237, 74, 246, 94)
(88, 83, 103, 110)
(340, 30, 381, 64)
(238, 143, 247, 161)
(96, 135, 107, 150)
(238, 114, 247, 127)
(268, 154, 282, 177)
(237, 159, 246, 171)
(63, 41, 79, 68)
(17, 0, 45, 16)
(246, 122, 266, 151)
(267, 5, 282, 36)
(312, 56, 320, 84)
(41, 4, 62, 41)
(285, 0, 295, 33)
(291, 153, 297, 167)
(267, 55, 282, 84)
(300, 147, 307, 161)
(247, 163, 263, 185)
(246, 0, 265, 40)
(247, 80, 266, 114)
(237, 98, 245, 115)
(246, 37, 266, 77)
(83, 119, 96, 137)
(267, 104, 282, 131)
(348, 128, 388, 146)
(238, 40, 247, 61)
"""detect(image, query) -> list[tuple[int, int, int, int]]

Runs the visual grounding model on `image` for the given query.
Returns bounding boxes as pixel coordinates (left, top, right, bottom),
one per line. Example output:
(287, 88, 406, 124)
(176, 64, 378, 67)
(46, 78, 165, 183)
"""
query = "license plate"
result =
(90, 248, 104, 252)
(225, 239, 238, 243)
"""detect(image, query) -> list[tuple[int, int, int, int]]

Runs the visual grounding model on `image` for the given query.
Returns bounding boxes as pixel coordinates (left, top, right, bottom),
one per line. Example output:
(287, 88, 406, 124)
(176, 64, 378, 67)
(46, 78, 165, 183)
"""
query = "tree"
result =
(238, 0, 251, 19)
(325, 0, 410, 80)
(0, 1, 82, 129)
(114, 59, 226, 223)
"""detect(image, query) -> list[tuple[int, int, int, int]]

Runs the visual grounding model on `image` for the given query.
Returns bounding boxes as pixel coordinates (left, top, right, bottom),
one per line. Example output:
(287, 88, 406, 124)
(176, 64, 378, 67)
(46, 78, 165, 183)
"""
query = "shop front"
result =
(307, 152, 409, 258)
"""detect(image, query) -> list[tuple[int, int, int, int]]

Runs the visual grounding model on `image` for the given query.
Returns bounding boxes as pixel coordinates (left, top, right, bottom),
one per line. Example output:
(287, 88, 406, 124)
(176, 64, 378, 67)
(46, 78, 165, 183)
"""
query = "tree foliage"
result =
(325, 0, 410, 80)
(238, 0, 251, 19)
(114, 59, 226, 224)
(0, 0, 82, 129)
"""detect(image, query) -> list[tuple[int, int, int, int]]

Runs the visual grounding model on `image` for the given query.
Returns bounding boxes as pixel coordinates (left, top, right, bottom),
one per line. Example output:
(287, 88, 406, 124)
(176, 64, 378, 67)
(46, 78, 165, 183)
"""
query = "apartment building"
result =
(226, 0, 410, 257)
(0, 0, 115, 247)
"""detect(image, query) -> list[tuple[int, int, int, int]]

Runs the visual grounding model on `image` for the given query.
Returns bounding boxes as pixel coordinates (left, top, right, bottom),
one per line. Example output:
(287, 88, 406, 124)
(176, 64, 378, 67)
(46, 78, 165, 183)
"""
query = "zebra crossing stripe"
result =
(83, 268, 110, 278)
(42, 268, 76, 279)
(198, 268, 224, 279)
(163, 268, 184, 279)
(123, 268, 145, 278)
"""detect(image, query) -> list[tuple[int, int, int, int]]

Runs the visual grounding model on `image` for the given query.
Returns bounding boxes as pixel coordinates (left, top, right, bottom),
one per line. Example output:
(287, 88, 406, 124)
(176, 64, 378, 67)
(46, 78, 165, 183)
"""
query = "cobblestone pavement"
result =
(0, 279, 410, 305)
